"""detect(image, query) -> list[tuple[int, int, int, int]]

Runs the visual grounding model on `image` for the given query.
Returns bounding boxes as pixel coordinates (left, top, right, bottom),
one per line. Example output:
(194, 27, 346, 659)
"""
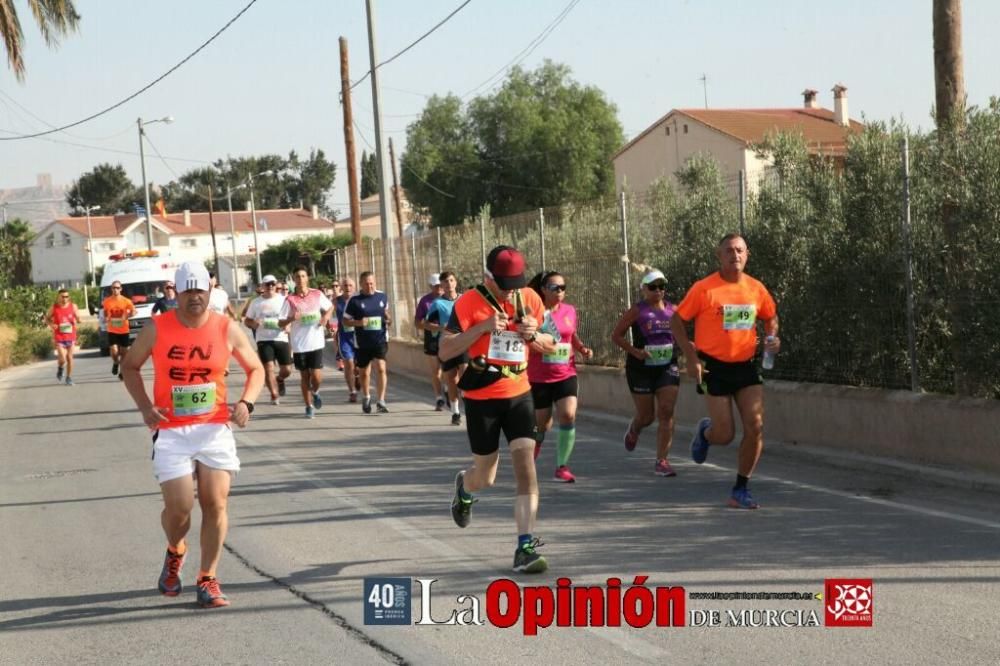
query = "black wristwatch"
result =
(525, 332, 538, 343)
(238, 399, 254, 414)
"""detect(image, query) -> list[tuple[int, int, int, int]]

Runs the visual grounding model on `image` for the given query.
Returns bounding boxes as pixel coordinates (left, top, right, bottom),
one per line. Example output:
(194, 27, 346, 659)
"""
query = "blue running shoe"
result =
(157, 547, 186, 596)
(196, 576, 230, 608)
(305, 405, 315, 419)
(312, 392, 323, 409)
(728, 487, 760, 510)
(691, 417, 711, 464)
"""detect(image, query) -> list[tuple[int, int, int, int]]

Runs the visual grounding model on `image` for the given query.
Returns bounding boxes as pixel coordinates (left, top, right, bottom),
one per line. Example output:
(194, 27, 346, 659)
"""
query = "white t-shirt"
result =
(279, 289, 333, 353)
(208, 287, 231, 314)
(245, 294, 288, 343)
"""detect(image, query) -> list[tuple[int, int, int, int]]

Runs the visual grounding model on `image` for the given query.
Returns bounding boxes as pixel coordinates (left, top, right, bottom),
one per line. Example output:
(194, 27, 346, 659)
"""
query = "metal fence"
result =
(331, 144, 999, 399)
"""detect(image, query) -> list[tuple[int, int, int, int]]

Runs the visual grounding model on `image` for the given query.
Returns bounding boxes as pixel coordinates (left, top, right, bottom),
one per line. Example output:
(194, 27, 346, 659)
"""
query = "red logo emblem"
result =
(824, 579, 873, 627)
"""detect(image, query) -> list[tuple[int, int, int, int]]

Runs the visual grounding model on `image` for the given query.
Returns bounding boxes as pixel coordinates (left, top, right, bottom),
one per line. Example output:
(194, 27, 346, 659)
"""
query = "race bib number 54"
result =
(723, 304, 756, 330)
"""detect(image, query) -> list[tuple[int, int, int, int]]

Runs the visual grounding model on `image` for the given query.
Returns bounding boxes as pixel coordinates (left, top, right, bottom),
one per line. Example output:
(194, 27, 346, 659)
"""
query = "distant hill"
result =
(0, 174, 71, 232)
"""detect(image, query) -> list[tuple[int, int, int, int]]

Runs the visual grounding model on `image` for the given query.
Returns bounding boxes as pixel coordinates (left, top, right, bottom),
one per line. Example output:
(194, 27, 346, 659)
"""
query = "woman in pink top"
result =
(527, 271, 593, 483)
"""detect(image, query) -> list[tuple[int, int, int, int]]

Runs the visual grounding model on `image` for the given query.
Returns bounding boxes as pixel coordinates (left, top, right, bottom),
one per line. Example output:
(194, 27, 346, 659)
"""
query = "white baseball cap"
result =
(175, 262, 211, 293)
(641, 270, 666, 286)
(261, 274, 277, 284)
(428, 273, 441, 286)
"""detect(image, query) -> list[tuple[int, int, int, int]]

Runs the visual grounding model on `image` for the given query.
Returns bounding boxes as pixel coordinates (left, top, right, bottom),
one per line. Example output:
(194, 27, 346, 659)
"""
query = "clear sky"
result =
(1, 0, 998, 216)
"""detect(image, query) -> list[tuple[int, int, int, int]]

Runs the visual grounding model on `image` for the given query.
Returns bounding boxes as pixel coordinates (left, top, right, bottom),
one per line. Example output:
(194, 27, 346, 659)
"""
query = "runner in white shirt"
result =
(207, 272, 237, 320)
(243, 275, 293, 405)
(278, 266, 334, 418)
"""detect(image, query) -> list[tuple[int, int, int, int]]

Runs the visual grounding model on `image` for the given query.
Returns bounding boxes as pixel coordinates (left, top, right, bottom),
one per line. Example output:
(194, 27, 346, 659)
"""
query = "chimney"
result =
(311, 204, 319, 220)
(832, 84, 849, 126)
(183, 209, 191, 227)
(802, 88, 819, 109)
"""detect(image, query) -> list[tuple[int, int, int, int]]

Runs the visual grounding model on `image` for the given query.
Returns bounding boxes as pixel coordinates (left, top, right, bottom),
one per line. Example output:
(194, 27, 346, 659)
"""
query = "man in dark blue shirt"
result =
(343, 271, 392, 414)
(151, 282, 178, 315)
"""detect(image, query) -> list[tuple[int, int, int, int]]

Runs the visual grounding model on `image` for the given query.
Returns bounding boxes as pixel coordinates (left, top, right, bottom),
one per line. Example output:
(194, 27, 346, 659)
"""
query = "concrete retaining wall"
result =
(386, 339, 1000, 475)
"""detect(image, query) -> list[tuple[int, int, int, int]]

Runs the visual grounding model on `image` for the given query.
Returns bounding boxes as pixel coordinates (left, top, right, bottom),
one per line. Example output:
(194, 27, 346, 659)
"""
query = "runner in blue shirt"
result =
(424, 271, 464, 425)
(335, 277, 358, 403)
(343, 271, 392, 413)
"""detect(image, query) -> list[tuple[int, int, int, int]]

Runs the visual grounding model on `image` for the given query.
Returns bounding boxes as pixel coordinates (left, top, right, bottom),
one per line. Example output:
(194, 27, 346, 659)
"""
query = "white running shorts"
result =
(151, 423, 240, 483)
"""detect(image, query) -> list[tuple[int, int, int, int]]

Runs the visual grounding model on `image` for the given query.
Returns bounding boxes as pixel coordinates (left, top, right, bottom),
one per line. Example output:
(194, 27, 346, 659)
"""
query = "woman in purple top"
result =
(527, 271, 593, 483)
(611, 270, 681, 477)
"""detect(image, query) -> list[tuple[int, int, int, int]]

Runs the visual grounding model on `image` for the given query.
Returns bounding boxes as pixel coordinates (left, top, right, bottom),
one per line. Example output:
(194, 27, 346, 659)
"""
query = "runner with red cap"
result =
(440, 245, 557, 573)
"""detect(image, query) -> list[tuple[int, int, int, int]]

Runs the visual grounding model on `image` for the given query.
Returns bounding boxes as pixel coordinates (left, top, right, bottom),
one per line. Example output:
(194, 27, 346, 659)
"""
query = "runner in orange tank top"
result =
(122, 261, 264, 608)
(671, 234, 780, 511)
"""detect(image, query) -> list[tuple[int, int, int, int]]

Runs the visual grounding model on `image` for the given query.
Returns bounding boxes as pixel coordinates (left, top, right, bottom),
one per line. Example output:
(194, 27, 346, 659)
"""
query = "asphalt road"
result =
(1, 345, 998, 665)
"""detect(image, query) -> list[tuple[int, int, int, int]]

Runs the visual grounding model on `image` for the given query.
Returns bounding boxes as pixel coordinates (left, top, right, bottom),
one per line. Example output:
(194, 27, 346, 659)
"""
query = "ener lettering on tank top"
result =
(152, 311, 230, 429)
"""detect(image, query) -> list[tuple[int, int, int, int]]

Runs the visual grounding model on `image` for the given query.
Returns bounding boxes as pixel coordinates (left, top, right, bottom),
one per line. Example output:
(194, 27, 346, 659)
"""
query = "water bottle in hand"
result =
(762, 335, 777, 370)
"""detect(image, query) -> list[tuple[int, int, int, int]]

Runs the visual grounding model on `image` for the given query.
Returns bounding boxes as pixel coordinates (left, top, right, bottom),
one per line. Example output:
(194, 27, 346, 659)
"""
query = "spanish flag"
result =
(154, 198, 167, 217)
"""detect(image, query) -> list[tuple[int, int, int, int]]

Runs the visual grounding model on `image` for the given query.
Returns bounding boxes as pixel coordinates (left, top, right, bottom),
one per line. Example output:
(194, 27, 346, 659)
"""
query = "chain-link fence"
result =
(332, 126, 1000, 400)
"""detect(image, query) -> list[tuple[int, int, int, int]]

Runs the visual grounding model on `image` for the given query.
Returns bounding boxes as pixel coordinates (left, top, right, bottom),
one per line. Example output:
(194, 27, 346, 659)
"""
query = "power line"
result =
(0, 89, 134, 141)
(0, 127, 213, 164)
(350, 0, 475, 92)
(0, 0, 259, 141)
(462, 0, 581, 99)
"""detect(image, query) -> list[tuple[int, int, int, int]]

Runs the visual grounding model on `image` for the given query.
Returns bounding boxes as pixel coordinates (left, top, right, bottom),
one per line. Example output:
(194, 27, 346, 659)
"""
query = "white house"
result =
(613, 86, 864, 195)
(31, 206, 336, 292)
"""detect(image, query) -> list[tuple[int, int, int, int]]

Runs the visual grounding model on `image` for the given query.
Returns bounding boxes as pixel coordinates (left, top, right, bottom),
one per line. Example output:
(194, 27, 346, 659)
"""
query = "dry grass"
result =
(0, 323, 17, 370)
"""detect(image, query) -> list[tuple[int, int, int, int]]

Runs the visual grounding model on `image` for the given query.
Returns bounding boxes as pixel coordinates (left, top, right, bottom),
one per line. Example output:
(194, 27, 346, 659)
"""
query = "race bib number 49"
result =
(172, 383, 217, 416)
(723, 304, 756, 330)
(488, 330, 526, 363)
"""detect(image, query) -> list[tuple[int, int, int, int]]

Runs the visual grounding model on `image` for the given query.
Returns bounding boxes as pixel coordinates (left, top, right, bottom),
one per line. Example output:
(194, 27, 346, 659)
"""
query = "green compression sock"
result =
(556, 424, 576, 467)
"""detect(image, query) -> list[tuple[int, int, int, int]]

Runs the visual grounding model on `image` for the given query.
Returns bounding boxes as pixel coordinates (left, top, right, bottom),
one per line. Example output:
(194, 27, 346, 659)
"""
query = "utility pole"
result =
(339, 37, 363, 245)
(388, 137, 404, 238)
(207, 184, 220, 274)
(365, 0, 400, 338)
(700, 73, 709, 108)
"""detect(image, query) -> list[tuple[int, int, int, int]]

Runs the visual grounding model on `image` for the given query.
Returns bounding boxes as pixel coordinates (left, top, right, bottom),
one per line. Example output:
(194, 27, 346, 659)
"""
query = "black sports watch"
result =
(238, 399, 255, 414)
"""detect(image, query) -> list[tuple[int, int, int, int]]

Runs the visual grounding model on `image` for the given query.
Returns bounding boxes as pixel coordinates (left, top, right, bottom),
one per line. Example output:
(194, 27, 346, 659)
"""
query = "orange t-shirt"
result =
(449, 287, 544, 400)
(675, 272, 776, 362)
(152, 311, 231, 429)
(102, 295, 135, 334)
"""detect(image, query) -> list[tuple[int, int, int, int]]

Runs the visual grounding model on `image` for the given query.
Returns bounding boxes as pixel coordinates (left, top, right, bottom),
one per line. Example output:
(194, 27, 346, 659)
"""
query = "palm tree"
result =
(1, 0, 80, 81)
(0, 218, 35, 286)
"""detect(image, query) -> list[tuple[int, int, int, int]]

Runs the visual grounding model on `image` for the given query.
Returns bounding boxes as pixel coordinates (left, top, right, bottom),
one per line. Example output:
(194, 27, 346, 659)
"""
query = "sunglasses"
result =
(546, 284, 567, 292)
(645, 283, 667, 291)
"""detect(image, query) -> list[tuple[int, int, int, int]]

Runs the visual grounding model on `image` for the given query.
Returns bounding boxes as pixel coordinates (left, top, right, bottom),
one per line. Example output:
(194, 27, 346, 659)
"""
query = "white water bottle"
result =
(762, 335, 777, 370)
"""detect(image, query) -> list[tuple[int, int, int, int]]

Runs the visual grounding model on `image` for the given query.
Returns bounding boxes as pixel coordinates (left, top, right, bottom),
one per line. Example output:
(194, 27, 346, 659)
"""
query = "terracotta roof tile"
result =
(615, 107, 864, 159)
(51, 208, 334, 238)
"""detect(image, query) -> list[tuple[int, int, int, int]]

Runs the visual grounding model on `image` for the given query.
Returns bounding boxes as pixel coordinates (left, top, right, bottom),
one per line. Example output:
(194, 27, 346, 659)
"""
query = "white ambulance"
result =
(97, 251, 180, 355)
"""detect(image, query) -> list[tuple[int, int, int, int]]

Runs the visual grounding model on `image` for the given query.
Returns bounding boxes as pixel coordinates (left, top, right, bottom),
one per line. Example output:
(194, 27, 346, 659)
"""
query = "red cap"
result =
(486, 246, 527, 289)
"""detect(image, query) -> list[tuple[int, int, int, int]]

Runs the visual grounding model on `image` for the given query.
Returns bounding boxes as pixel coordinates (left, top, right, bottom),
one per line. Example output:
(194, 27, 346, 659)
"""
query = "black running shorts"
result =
(625, 361, 680, 395)
(108, 332, 131, 348)
(530, 375, 579, 410)
(355, 342, 388, 368)
(257, 340, 292, 366)
(696, 353, 762, 397)
(464, 391, 536, 456)
(293, 348, 324, 371)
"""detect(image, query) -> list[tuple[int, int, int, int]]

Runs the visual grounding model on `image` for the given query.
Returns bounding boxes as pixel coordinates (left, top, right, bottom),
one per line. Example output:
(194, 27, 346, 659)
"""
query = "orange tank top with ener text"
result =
(152, 311, 231, 429)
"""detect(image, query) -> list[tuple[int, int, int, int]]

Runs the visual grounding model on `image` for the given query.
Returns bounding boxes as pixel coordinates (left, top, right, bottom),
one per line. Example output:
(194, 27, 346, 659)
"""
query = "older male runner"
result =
(670, 233, 780, 510)
(122, 261, 264, 608)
